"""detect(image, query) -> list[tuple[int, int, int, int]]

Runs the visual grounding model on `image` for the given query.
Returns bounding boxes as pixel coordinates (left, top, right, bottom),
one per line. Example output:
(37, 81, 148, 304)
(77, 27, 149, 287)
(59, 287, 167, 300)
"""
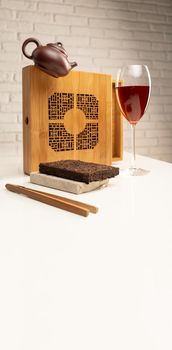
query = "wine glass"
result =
(116, 64, 151, 176)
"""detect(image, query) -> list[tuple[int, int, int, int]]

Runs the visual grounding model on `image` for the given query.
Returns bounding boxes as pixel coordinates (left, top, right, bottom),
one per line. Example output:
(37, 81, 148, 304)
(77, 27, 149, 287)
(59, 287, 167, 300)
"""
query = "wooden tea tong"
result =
(5, 183, 98, 217)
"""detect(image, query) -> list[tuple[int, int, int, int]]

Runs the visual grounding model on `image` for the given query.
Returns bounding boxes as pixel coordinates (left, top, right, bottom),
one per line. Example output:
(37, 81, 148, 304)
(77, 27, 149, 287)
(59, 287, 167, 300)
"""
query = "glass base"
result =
(120, 167, 150, 176)
(129, 167, 150, 176)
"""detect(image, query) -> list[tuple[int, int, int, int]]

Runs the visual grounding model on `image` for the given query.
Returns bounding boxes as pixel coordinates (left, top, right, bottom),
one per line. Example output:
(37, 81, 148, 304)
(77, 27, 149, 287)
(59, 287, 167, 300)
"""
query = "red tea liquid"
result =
(116, 85, 150, 125)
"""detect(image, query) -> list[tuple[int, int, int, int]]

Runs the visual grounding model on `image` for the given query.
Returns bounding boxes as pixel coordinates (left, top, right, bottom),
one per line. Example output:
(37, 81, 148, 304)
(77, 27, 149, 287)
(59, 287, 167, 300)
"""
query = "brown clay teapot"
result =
(22, 37, 77, 78)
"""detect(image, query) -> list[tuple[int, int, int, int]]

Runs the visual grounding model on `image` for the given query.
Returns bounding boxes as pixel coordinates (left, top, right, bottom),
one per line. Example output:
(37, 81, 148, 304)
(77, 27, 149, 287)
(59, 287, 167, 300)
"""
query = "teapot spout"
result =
(70, 61, 77, 69)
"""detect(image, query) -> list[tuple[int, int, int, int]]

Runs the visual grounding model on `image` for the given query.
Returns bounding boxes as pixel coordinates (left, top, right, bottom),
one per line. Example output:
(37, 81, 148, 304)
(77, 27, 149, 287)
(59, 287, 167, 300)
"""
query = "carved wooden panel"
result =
(48, 92, 99, 153)
(22, 67, 122, 174)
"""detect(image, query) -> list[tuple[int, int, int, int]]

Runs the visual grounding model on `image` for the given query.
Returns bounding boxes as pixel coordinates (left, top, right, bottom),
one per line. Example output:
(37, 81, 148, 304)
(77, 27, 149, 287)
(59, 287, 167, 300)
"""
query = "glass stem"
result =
(131, 124, 136, 169)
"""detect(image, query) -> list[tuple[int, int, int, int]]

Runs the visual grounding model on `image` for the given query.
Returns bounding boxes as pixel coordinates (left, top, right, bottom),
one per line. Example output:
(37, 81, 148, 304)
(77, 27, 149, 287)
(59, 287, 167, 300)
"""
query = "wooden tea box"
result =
(22, 66, 122, 174)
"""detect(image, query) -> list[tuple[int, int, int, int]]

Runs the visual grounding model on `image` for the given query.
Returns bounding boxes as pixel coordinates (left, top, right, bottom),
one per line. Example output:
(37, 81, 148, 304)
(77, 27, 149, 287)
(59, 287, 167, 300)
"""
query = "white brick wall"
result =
(0, 0, 172, 162)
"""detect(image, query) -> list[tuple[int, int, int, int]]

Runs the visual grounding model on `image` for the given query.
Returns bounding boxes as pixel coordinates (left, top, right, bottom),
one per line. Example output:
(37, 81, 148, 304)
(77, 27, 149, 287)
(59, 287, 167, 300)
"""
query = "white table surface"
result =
(0, 153, 172, 350)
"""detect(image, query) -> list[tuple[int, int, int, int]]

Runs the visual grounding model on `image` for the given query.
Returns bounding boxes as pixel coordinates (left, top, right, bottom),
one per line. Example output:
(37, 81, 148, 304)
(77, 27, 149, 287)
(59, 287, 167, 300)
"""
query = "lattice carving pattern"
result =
(48, 92, 74, 120)
(48, 92, 99, 152)
(77, 94, 99, 119)
(49, 123, 74, 151)
(76, 123, 98, 150)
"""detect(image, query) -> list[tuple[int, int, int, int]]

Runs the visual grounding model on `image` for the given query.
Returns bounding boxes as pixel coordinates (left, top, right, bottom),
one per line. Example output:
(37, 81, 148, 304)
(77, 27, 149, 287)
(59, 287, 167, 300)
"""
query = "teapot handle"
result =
(22, 37, 41, 59)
